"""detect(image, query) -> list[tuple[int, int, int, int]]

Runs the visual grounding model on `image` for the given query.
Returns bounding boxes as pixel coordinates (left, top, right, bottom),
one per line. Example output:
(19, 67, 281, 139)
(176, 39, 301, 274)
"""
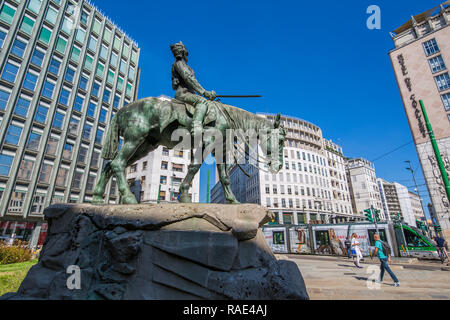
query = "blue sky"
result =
(95, 0, 442, 210)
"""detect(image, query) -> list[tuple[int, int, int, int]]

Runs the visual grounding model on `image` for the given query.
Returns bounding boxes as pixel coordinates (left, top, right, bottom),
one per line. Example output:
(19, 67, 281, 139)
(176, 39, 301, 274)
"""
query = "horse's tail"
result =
(101, 114, 120, 160)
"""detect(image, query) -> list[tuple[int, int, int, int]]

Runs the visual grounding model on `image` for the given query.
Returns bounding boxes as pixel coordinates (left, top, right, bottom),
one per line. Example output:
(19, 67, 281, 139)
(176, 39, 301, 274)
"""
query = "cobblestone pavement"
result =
(279, 255, 450, 300)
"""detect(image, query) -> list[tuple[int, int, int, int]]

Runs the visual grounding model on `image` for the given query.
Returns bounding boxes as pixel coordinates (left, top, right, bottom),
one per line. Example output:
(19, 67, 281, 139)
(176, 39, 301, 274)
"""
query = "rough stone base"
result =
(1, 204, 309, 300)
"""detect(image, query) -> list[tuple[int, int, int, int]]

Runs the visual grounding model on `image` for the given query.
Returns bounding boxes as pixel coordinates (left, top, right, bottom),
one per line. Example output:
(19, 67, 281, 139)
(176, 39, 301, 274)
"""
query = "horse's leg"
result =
(92, 162, 113, 204)
(217, 162, 239, 204)
(110, 137, 147, 204)
(179, 157, 201, 203)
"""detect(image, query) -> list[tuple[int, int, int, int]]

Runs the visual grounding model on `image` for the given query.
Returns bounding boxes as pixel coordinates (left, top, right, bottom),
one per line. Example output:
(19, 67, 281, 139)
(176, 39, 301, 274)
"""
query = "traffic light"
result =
(364, 209, 373, 222)
(375, 209, 381, 222)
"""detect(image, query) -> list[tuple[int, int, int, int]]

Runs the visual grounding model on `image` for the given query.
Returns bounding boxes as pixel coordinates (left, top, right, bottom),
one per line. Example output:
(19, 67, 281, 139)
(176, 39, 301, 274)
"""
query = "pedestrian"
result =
(345, 237, 352, 259)
(7, 233, 16, 247)
(433, 234, 449, 265)
(371, 233, 400, 287)
(351, 233, 363, 268)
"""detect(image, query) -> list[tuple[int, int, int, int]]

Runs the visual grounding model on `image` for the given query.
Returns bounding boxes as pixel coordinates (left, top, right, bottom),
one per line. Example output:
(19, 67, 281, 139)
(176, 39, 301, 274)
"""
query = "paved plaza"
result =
(279, 255, 450, 300)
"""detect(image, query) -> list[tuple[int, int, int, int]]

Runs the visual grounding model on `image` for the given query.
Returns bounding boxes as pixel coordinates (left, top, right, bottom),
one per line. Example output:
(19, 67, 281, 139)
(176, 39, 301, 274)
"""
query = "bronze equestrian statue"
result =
(92, 43, 286, 205)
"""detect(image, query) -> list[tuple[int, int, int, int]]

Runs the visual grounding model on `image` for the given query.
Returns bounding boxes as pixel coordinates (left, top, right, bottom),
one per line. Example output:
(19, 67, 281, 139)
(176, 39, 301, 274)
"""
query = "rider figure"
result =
(171, 42, 216, 137)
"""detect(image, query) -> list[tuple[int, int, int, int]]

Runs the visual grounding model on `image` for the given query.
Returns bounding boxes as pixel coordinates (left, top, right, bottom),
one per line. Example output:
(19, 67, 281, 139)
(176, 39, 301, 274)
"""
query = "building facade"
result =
(211, 114, 359, 225)
(389, 3, 450, 235)
(0, 0, 140, 243)
(346, 158, 384, 218)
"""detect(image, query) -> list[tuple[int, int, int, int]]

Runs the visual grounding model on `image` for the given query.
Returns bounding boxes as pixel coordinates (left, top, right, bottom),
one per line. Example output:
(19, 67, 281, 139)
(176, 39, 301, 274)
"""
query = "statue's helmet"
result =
(170, 41, 188, 59)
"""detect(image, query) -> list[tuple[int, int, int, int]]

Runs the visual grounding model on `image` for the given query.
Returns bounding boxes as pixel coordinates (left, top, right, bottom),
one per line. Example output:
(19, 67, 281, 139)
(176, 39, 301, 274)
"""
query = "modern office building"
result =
(389, 2, 450, 236)
(377, 178, 423, 226)
(346, 158, 384, 218)
(126, 99, 200, 204)
(0, 0, 140, 243)
(211, 113, 359, 225)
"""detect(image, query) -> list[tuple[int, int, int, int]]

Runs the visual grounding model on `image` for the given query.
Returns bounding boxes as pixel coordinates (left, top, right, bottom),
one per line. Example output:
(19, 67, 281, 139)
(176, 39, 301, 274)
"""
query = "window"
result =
(49, 58, 61, 75)
(87, 102, 96, 117)
(126, 83, 133, 97)
(91, 82, 100, 97)
(92, 19, 101, 35)
(72, 171, 83, 189)
(79, 76, 88, 91)
(143, 162, 148, 171)
(65, 68, 75, 83)
(75, 29, 86, 43)
(74, 96, 84, 112)
(104, 28, 112, 43)
(20, 16, 35, 35)
(78, 146, 88, 163)
(0, 153, 13, 177)
(38, 27, 52, 45)
(55, 37, 67, 54)
(84, 55, 93, 71)
(52, 112, 65, 129)
(23, 72, 38, 91)
(31, 49, 45, 67)
(283, 213, 293, 225)
(103, 89, 111, 103)
(70, 46, 81, 62)
(0, 3, 16, 25)
(1, 63, 19, 82)
(18, 159, 34, 180)
(435, 73, 450, 91)
(68, 117, 80, 135)
(442, 93, 450, 111)
(45, 136, 59, 155)
(0, 89, 10, 110)
(83, 123, 92, 140)
(27, 0, 43, 14)
(161, 161, 168, 170)
(44, 6, 57, 24)
(0, 31, 6, 48)
(162, 148, 169, 156)
(61, 17, 73, 34)
(99, 108, 107, 123)
(25, 132, 41, 151)
(107, 70, 115, 85)
(88, 36, 98, 52)
(423, 39, 439, 56)
(110, 52, 118, 67)
(117, 76, 124, 91)
(58, 89, 70, 105)
(14, 98, 30, 117)
(39, 163, 53, 183)
(34, 105, 48, 123)
(63, 143, 73, 160)
(128, 67, 135, 80)
(5, 125, 22, 145)
(95, 129, 103, 144)
(96, 63, 105, 78)
(56, 167, 69, 187)
(100, 45, 108, 60)
(42, 81, 55, 99)
(81, 11, 88, 25)
(113, 95, 120, 108)
(429, 55, 446, 73)
(91, 150, 100, 167)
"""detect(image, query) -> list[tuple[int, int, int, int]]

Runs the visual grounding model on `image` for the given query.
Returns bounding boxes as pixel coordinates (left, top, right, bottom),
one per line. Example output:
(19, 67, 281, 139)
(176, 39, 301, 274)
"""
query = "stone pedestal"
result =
(1, 204, 309, 300)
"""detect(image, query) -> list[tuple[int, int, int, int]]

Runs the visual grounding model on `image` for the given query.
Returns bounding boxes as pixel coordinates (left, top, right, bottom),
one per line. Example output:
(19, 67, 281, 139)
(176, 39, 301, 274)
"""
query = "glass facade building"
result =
(0, 0, 140, 243)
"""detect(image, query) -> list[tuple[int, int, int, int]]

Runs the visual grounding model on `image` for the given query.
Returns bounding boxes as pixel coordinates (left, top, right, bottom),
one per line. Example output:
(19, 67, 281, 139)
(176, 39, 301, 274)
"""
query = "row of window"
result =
(423, 39, 450, 114)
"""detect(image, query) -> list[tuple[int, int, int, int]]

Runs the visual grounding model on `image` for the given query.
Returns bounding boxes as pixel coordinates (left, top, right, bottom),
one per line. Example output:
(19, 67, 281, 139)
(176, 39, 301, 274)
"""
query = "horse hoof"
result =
(122, 195, 138, 205)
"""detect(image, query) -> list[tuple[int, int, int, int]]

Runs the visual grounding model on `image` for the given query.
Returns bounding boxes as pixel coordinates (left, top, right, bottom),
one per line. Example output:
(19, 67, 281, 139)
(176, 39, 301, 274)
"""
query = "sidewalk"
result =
(279, 254, 450, 300)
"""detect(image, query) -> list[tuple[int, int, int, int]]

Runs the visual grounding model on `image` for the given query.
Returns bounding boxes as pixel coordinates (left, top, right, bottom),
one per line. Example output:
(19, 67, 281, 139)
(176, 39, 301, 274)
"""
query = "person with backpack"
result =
(371, 233, 400, 287)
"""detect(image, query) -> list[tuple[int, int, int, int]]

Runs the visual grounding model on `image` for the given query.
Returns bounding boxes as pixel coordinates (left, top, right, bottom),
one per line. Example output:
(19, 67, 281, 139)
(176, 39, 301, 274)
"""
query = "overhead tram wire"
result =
(371, 140, 415, 163)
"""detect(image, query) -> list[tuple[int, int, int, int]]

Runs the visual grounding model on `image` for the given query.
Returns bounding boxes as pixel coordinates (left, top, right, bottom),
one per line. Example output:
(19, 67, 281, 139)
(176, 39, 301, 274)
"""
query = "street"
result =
(279, 255, 450, 300)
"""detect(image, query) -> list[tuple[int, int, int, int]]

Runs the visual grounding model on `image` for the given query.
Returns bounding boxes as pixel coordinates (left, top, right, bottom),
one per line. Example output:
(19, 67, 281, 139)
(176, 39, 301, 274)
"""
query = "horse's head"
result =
(266, 113, 286, 173)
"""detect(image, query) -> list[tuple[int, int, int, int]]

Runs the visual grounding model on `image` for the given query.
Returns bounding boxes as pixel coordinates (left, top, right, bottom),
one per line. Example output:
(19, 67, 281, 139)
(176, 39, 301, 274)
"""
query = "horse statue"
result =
(92, 97, 286, 205)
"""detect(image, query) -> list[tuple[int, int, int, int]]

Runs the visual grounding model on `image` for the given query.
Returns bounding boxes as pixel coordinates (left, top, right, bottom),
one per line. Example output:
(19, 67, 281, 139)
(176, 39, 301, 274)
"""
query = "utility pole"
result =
(420, 100, 450, 202)
(405, 160, 427, 224)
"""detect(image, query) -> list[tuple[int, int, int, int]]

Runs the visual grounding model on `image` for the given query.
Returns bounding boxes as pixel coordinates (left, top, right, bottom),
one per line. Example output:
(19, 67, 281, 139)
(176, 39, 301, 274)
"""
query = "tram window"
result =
(368, 229, 387, 246)
(315, 231, 330, 246)
(404, 228, 428, 248)
(273, 231, 285, 245)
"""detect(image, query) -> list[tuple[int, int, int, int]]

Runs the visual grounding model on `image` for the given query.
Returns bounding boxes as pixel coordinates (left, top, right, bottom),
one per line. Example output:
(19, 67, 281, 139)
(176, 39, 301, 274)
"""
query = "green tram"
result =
(262, 222, 439, 259)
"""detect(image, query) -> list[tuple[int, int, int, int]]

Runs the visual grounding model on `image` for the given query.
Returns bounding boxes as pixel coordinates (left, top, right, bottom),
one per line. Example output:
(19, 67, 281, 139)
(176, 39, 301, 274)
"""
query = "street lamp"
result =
(405, 160, 427, 227)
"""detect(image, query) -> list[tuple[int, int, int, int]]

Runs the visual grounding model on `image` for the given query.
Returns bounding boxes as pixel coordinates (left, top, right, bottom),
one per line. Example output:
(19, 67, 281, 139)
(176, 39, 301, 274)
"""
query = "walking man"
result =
(371, 233, 400, 287)
(351, 233, 363, 268)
